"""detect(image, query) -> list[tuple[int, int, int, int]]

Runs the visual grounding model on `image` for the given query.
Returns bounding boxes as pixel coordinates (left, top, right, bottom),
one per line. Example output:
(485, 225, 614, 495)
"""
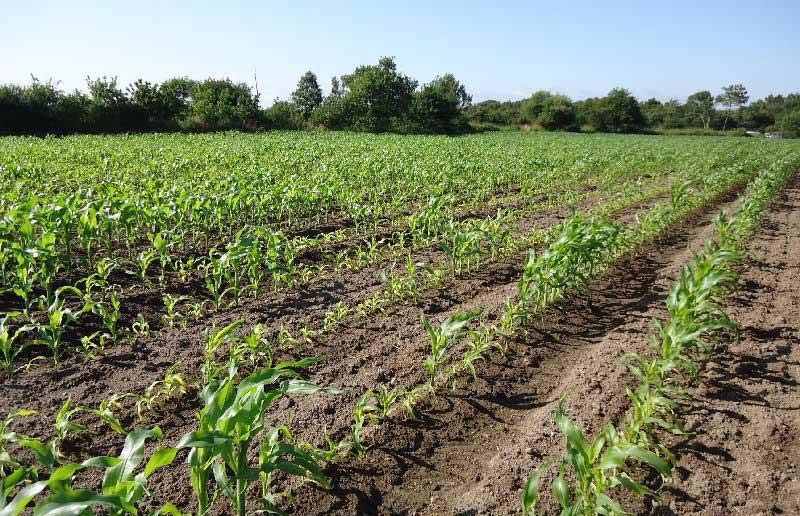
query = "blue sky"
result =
(3, 0, 798, 105)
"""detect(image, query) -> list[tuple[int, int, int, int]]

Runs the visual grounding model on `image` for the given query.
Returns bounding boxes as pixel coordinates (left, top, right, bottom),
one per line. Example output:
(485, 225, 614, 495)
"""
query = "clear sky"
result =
(3, 0, 798, 105)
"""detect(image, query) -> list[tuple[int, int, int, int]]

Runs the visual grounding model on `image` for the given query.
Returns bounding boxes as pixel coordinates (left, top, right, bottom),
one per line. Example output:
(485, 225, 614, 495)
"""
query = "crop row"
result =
(520, 159, 798, 515)
(0, 157, 673, 370)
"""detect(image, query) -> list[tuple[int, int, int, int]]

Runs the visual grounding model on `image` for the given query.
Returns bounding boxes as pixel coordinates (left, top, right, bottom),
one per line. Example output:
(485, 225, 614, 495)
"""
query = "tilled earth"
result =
(1, 175, 798, 516)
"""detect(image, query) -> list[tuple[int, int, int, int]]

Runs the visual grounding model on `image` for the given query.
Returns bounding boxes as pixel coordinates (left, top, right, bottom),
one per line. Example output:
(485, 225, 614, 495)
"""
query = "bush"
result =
(263, 101, 303, 130)
(410, 74, 472, 134)
(780, 110, 800, 137)
(538, 95, 577, 131)
(588, 88, 646, 133)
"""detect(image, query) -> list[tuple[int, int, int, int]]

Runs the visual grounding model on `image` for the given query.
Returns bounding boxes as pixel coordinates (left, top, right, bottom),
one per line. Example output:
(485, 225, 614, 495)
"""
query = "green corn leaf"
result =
(103, 427, 161, 491)
(551, 473, 570, 509)
(32, 489, 135, 516)
(176, 430, 231, 449)
(521, 459, 553, 515)
(143, 447, 178, 478)
(0, 480, 47, 516)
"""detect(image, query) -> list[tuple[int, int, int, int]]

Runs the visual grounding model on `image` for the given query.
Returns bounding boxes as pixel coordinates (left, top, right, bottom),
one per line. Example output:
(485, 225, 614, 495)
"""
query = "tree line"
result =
(0, 57, 471, 136)
(466, 85, 800, 136)
(2, 57, 798, 137)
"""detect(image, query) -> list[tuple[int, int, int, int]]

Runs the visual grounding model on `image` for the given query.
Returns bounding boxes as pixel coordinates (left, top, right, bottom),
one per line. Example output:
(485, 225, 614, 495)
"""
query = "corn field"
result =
(0, 131, 799, 515)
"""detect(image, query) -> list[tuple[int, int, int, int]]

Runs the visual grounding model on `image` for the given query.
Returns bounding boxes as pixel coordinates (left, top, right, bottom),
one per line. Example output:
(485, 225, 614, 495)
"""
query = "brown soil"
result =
(282, 187, 746, 516)
(2, 172, 795, 516)
(649, 176, 800, 516)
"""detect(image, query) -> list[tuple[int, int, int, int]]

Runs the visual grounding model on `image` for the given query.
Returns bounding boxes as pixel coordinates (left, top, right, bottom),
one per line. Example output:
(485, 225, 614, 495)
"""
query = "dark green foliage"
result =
(464, 99, 525, 126)
(537, 94, 577, 131)
(0, 76, 260, 135)
(263, 100, 304, 130)
(2, 68, 797, 138)
(337, 56, 418, 133)
(181, 78, 260, 131)
(686, 91, 714, 129)
(780, 110, 800, 136)
(521, 90, 553, 122)
(291, 71, 323, 121)
(588, 88, 646, 133)
(410, 74, 472, 134)
(716, 84, 750, 131)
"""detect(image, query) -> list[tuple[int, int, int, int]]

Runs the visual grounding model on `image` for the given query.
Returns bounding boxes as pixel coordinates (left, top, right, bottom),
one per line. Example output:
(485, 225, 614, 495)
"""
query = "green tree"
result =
(588, 88, 645, 133)
(338, 56, 417, 132)
(158, 77, 195, 123)
(661, 99, 686, 129)
(86, 76, 142, 132)
(686, 91, 714, 129)
(330, 76, 343, 97)
(521, 90, 553, 122)
(640, 98, 665, 127)
(185, 78, 260, 131)
(411, 73, 472, 134)
(128, 80, 165, 128)
(715, 84, 749, 131)
(263, 99, 303, 130)
(538, 94, 576, 130)
(780, 110, 800, 136)
(291, 71, 323, 120)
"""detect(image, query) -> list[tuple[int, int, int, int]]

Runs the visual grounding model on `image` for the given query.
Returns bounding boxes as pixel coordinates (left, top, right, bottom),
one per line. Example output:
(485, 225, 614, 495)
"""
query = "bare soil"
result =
(1, 174, 796, 516)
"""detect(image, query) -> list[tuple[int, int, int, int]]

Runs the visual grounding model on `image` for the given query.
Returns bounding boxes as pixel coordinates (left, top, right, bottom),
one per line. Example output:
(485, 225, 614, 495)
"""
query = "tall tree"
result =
(291, 71, 323, 120)
(588, 88, 645, 133)
(521, 90, 552, 122)
(686, 91, 714, 129)
(330, 77, 343, 97)
(339, 56, 417, 133)
(715, 84, 749, 131)
(411, 73, 472, 133)
(538, 94, 576, 130)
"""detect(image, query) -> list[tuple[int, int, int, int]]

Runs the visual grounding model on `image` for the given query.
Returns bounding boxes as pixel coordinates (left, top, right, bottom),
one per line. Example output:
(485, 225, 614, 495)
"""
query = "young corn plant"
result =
(162, 294, 189, 328)
(350, 391, 380, 459)
(93, 290, 122, 344)
(135, 250, 158, 286)
(33, 288, 87, 364)
(50, 398, 89, 461)
(523, 397, 671, 516)
(135, 363, 190, 420)
(0, 409, 38, 476)
(517, 214, 626, 319)
(1, 427, 176, 516)
(88, 394, 135, 436)
(203, 254, 229, 310)
(0, 314, 33, 373)
(451, 323, 498, 383)
(175, 359, 336, 516)
(421, 309, 482, 389)
(201, 320, 243, 384)
(440, 226, 489, 276)
(233, 324, 275, 368)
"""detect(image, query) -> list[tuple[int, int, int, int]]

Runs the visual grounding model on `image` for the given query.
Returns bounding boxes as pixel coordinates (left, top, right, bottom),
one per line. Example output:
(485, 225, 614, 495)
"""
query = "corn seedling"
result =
(136, 363, 190, 420)
(421, 309, 482, 388)
(1, 426, 176, 516)
(524, 396, 671, 516)
(162, 294, 189, 328)
(175, 358, 335, 516)
(0, 314, 33, 373)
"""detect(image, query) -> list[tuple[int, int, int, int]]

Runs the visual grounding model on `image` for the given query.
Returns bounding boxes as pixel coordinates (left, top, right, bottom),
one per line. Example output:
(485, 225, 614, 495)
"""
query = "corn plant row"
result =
(4, 136, 793, 370)
(1, 132, 659, 307)
(0, 167, 668, 372)
(0, 320, 344, 516)
(318, 156, 797, 469)
(520, 162, 797, 516)
(0, 159, 654, 370)
(301, 155, 736, 349)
